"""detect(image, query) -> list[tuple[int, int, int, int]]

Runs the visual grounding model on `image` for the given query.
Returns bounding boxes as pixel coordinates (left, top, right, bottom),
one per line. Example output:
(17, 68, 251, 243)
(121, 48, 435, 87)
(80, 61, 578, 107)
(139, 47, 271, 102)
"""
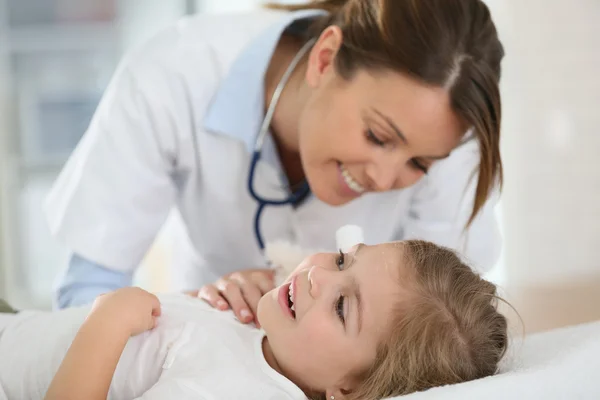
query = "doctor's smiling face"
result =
(296, 26, 467, 206)
(257, 243, 405, 398)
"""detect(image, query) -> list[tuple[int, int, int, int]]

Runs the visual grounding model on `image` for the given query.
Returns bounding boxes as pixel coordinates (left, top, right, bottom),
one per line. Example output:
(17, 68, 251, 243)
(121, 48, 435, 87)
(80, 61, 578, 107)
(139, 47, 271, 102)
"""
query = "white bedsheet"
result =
(392, 320, 600, 399)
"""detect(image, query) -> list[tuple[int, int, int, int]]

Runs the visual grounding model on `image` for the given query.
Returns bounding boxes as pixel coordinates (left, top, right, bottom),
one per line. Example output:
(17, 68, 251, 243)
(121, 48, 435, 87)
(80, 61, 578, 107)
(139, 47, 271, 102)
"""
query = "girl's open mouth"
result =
(278, 277, 297, 320)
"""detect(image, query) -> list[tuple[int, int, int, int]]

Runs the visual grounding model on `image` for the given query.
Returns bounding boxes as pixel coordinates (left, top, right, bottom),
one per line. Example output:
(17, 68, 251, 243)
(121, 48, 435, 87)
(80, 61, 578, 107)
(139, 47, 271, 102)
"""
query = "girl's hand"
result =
(91, 287, 161, 337)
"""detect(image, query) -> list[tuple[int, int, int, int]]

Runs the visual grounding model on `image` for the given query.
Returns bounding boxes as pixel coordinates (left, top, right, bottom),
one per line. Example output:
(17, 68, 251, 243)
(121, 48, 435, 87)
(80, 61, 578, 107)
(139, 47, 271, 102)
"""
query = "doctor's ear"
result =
(305, 26, 343, 88)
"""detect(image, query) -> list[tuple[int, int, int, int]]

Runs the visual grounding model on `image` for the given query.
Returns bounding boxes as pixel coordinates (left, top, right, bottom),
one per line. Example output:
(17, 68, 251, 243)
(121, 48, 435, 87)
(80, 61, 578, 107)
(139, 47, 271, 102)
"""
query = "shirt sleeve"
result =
(54, 254, 133, 309)
(402, 139, 502, 273)
(44, 26, 191, 272)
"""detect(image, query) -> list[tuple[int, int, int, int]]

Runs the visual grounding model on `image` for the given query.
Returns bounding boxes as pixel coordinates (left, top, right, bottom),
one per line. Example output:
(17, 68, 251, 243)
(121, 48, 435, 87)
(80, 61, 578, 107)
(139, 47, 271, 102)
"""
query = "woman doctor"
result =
(45, 0, 505, 325)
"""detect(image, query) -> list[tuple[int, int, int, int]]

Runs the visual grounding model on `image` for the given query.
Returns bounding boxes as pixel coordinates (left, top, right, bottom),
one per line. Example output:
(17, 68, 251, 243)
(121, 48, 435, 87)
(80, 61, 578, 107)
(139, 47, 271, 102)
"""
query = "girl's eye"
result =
(366, 129, 385, 147)
(411, 158, 429, 174)
(336, 296, 345, 324)
(336, 250, 345, 270)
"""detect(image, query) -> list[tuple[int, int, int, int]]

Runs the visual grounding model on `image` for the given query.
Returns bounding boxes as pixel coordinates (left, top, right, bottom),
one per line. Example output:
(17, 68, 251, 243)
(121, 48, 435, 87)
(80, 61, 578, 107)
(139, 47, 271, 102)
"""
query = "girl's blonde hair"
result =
(267, 0, 504, 226)
(308, 240, 509, 400)
(352, 241, 508, 399)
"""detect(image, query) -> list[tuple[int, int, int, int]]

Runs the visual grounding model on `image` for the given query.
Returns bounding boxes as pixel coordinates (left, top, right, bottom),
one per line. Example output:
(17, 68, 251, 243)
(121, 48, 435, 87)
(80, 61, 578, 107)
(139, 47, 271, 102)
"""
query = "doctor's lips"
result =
(338, 163, 366, 195)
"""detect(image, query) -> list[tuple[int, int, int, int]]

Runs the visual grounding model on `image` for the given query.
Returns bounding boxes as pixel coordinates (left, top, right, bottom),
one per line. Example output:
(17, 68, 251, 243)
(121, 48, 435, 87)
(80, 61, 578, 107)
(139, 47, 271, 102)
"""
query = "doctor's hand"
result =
(190, 269, 275, 327)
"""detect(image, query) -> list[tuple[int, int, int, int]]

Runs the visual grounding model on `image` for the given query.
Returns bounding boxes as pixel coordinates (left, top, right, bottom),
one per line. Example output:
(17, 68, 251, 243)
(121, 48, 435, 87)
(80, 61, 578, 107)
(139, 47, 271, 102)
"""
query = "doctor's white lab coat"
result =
(45, 8, 502, 292)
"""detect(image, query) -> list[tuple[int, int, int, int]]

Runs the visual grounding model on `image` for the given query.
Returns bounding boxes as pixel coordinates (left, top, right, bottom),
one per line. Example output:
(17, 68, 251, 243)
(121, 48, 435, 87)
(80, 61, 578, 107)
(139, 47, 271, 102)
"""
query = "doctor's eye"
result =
(336, 250, 345, 270)
(410, 158, 429, 174)
(366, 129, 385, 147)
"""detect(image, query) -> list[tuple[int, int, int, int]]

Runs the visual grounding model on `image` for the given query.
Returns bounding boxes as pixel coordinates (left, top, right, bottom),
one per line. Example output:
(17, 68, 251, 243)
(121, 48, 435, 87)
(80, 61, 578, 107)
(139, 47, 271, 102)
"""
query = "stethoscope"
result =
(248, 38, 316, 250)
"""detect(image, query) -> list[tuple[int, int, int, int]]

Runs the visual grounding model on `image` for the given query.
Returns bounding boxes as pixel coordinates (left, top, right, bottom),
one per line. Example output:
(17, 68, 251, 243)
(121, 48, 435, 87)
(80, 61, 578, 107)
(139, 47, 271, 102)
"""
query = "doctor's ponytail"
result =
(267, 0, 504, 226)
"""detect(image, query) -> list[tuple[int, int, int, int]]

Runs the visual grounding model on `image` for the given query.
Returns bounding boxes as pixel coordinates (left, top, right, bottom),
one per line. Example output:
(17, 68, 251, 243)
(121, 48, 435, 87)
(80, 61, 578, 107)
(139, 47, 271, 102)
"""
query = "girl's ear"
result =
(325, 386, 353, 400)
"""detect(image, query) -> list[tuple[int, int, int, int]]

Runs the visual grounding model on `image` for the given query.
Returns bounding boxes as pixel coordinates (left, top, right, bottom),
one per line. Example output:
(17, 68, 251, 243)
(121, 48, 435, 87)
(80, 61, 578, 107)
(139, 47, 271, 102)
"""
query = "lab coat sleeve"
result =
(401, 139, 502, 273)
(45, 30, 189, 273)
(54, 253, 133, 309)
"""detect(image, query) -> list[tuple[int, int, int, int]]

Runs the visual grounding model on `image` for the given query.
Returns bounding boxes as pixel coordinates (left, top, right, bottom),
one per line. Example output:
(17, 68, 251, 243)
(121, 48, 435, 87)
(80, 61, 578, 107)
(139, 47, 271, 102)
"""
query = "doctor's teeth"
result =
(291, 304, 295, 311)
(341, 166, 366, 193)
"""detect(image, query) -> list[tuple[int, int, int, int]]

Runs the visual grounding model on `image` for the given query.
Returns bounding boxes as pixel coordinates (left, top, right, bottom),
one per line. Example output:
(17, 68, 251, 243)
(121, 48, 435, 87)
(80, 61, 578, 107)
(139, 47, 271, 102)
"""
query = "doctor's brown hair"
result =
(267, 0, 504, 226)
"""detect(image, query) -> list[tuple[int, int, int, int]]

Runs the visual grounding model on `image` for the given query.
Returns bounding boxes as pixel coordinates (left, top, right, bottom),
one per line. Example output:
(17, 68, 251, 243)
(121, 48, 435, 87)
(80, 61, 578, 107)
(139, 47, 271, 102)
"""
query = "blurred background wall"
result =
(492, 0, 600, 333)
(0, 0, 598, 333)
(0, 0, 191, 308)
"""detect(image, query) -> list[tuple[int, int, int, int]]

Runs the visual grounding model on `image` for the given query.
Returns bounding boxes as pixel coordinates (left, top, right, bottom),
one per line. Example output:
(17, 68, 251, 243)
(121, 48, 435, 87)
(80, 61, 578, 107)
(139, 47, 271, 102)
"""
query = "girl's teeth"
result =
(288, 284, 295, 311)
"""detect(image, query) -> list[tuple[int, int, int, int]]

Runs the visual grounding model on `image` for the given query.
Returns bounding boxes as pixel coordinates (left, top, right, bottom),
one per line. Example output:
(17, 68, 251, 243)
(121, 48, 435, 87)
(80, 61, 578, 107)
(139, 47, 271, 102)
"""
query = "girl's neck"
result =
(262, 337, 313, 397)
(261, 337, 282, 375)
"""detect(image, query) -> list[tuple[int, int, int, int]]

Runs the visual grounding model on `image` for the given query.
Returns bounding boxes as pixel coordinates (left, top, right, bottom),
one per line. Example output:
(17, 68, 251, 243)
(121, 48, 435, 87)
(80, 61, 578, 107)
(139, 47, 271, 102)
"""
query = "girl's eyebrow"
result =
(348, 244, 364, 335)
(350, 275, 363, 335)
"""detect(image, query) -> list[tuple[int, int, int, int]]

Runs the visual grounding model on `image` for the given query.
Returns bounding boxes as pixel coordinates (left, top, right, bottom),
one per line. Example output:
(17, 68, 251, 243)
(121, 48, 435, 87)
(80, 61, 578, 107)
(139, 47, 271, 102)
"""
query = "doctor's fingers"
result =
(248, 270, 276, 294)
(215, 279, 255, 324)
(197, 285, 230, 311)
(228, 274, 264, 326)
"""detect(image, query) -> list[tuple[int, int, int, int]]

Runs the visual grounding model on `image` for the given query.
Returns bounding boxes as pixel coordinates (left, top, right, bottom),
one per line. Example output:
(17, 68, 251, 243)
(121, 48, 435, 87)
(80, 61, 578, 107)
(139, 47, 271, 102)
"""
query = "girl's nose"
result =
(308, 265, 335, 299)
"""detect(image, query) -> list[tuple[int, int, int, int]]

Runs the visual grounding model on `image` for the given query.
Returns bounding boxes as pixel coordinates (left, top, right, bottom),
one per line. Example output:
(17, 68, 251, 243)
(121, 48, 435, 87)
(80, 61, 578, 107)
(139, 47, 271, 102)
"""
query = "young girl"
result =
(0, 241, 508, 400)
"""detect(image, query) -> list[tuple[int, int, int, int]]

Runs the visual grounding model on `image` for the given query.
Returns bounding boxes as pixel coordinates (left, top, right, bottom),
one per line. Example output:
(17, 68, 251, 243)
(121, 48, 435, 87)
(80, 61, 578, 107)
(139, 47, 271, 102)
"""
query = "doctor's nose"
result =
(308, 265, 335, 299)
(365, 161, 399, 192)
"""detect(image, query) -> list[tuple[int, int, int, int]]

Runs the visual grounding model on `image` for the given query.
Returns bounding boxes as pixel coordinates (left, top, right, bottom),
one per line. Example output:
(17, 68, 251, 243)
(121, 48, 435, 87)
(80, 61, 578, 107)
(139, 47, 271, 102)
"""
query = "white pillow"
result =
(389, 320, 600, 399)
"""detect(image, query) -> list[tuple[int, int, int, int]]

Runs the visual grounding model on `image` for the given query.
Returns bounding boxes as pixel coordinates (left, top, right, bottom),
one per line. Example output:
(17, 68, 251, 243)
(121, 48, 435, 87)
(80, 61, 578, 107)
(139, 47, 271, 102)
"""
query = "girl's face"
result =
(298, 27, 466, 206)
(258, 242, 409, 398)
